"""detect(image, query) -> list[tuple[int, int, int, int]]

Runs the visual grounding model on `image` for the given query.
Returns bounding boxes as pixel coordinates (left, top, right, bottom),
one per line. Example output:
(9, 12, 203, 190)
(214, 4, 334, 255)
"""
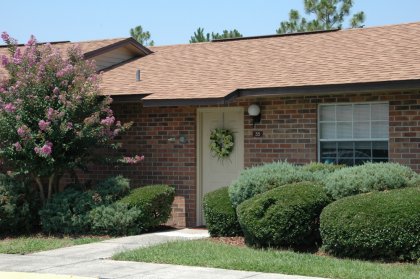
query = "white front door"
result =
(197, 108, 244, 225)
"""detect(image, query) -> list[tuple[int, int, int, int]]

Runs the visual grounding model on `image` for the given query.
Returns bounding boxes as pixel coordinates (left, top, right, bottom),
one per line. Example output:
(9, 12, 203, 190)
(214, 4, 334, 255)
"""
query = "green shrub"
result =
(203, 187, 242, 237)
(229, 162, 337, 207)
(324, 162, 419, 200)
(93, 176, 130, 202)
(0, 175, 39, 234)
(320, 187, 420, 261)
(89, 203, 144, 236)
(237, 182, 332, 249)
(120, 185, 175, 229)
(301, 162, 344, 173)
(40, 176, 130, 234)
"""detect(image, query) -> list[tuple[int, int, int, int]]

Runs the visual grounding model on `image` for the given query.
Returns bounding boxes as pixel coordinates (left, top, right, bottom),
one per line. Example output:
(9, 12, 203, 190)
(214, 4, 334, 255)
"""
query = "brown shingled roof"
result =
(100, 22, 420, 105)
(2, 22, 420, 106)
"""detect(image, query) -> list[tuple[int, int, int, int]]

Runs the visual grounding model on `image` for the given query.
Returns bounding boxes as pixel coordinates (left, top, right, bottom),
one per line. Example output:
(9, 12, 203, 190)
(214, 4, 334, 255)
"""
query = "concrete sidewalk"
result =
(0, 229, 326, 279)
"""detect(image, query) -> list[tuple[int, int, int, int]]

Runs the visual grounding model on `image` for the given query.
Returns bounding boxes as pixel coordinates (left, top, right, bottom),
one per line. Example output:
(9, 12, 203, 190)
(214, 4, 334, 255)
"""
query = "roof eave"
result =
(140, 79, 420, 107)
(83, 37, 153, 59)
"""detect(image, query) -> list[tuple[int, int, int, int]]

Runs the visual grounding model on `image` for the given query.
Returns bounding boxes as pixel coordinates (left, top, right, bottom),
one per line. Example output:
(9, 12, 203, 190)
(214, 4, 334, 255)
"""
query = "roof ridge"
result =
(71, 37, 128, 44)
(343, 20, 420, 32)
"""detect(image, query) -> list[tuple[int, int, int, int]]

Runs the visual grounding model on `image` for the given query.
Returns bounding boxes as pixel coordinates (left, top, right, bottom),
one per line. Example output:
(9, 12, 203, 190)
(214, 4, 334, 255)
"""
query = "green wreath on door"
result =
(209, 128, 235, 159)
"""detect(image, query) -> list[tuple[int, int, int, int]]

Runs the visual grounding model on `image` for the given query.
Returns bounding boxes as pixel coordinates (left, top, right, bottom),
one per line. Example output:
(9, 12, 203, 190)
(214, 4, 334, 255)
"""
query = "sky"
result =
(2, 0, 420, 46)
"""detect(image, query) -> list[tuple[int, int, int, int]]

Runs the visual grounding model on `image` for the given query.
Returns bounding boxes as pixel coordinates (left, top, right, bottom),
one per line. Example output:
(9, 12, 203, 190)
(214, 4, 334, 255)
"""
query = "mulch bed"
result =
(208, 236, 246, 247)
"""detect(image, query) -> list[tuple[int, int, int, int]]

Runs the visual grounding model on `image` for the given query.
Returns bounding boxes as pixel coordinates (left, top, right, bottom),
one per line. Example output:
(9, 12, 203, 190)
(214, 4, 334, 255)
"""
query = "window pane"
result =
(338, 141, 354, 158)
(371, 121, 388, 138)
(337, 122, 352, 139)
(336, 105, 352, 121)
(320, 140, 388, 166)
(321, 142, 337, 164)
(354, 104, 370, 121)
(371, 103, 388, 121)
(338, 158, 354, 165)
(355, 141, 372, 158)
(321, 142, 337, 158)
(320, 123, 336, 139)
(372, 141, 388, 158)
(320, 106, 335, 121)
(354, 121, 370, 139)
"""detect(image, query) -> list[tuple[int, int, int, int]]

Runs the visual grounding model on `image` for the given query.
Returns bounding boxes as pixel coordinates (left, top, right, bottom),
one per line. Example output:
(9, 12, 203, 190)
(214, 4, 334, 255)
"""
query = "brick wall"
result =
(236, 91, 420, 172)
(79, 90, 419, 228)
(82, 103, 197, 227)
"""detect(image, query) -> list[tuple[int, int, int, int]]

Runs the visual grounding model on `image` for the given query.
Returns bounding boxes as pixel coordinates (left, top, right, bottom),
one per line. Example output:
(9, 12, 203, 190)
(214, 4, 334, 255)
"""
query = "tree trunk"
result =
(34, 176, 46, 205)
(47, 174, 55, 200)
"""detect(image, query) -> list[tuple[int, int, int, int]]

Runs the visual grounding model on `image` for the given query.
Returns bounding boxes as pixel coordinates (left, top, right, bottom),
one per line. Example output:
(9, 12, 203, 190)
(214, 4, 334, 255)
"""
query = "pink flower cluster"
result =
(121, 155, 145, 164)
(17, 125, 29, 138)
(1, 32, 10, 42)
(100, 116, 115, 126)
(13, 142, 22, 151)
(56, 64, 74, 78)
(4, 103, 16, 113)
(46, 108, 63, 121)
(38, 120, 50, 131)
(1, 55, 8, 66)
(34, 141, 53, 157)
(12, 49, 22, 64)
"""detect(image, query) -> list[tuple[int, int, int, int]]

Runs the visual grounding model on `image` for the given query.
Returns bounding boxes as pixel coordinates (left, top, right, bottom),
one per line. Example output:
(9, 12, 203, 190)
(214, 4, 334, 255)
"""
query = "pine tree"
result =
(277, 0, 365, 34)
(130, 25, 155, 46)
(189, 28, 243, 43)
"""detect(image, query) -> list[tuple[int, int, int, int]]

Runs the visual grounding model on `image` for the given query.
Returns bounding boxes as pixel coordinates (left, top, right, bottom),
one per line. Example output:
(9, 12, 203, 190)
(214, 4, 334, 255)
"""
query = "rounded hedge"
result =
(320, 187, 420, 261)
(119, 184, 175, 229)
(203, 187, 242, 237)
(237, 182, 332, 249)
(324, 162, 419, 200)
(229, 162, 337, 208)
(89, 203, 144, 236)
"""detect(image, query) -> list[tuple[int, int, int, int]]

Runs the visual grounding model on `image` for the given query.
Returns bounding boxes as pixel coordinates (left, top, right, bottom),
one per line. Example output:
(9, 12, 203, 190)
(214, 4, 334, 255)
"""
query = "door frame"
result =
(196, 107, 244, 225)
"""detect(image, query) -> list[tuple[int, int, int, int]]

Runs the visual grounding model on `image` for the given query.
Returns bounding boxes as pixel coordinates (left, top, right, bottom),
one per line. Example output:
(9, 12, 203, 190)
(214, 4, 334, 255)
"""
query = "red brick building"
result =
(1, 22, 419, 227)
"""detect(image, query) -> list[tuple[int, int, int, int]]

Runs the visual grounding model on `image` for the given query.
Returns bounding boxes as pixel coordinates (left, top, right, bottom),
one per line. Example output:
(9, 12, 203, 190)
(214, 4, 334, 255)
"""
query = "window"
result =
(318, 103, 389, 166)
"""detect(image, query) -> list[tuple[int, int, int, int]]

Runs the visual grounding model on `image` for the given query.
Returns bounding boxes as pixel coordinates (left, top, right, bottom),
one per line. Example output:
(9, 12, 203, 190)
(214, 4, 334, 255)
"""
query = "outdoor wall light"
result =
(248, 104, 261, 127)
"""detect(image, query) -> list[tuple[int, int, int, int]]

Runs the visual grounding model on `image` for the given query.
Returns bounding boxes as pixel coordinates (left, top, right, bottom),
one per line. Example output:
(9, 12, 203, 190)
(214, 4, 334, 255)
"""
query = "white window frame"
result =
(317, 101, 390, 164)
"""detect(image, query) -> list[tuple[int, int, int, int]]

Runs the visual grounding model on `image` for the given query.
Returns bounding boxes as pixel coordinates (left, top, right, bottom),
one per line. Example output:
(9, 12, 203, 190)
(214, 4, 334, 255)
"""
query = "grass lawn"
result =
(0, 235, 109, 254)
(113, 239, 420, 279)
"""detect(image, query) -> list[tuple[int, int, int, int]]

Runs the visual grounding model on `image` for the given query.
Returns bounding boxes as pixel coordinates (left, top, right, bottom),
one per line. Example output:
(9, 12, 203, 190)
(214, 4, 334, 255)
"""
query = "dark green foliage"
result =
(89, 203, 144, 236)
(229, 162, 338, 207)
(40, 176, 130, 234)
(320, 187, 420, 261)
(325, 162, 419, 200)
(189, 27, 243, 43)
(237, 182, 332, 249)
(0, 175, 39, 234)
(120, 185, 175, 229)
(94, 175, 130, 202)
(130, 25, 154, 46)
(276, 0, 366, 34)
(203, 187, 242, 237)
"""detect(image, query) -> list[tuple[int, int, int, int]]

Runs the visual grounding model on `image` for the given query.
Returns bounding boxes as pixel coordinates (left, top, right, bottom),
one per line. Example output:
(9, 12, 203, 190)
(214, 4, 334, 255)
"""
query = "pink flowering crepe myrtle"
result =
(119, 155, 145, 164)
(0, 32, 143, 203)
(34, 141, 53, 157)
